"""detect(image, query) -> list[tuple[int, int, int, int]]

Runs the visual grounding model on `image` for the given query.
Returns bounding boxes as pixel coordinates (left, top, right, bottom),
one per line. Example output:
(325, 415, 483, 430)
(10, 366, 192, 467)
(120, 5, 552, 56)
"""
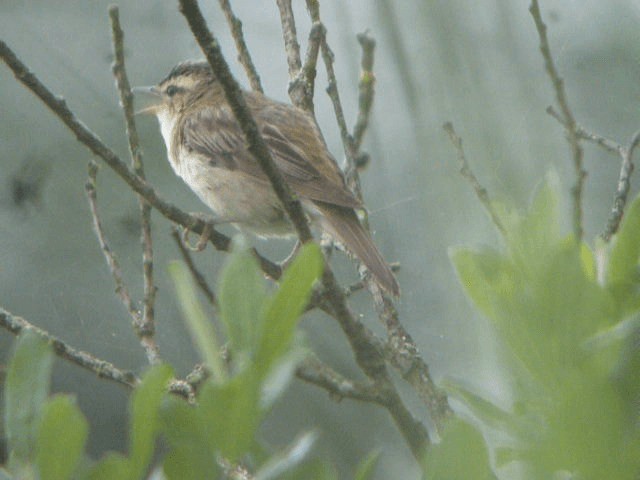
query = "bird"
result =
(137, 61, 399, 296)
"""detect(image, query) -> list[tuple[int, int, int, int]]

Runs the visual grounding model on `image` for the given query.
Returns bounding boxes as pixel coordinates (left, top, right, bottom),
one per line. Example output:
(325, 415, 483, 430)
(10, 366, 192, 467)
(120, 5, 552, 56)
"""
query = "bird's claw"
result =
(181, 213, 214, 252)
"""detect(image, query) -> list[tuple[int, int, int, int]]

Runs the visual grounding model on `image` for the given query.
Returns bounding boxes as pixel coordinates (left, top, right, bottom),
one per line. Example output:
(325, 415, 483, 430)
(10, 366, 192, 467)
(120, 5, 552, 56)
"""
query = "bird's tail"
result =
(316, 203, 400, 296)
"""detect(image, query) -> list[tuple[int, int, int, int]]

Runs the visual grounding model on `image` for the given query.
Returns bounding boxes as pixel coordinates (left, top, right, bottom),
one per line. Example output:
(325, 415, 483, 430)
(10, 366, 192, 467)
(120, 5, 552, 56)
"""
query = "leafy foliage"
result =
(443, 174, 640, 479)
(1, 243, 340, 479)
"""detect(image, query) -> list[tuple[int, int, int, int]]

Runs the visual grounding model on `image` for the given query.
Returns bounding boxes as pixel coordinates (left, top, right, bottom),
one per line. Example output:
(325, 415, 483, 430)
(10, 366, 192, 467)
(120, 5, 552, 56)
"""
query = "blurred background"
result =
(2, 0, 640, 477)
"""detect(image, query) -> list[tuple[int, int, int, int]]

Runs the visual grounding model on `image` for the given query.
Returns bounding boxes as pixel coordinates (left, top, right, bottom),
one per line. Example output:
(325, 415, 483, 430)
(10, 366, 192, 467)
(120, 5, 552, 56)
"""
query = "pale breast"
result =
(157, 109, 295, 237)
(156, 110, 179, 167)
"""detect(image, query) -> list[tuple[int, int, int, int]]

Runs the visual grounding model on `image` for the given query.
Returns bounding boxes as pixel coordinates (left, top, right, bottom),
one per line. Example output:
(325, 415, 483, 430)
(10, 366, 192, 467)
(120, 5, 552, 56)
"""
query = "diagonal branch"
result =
(0, 307, 138, 388)
(218, 0, 263, 92)
(295, 355, 384, 404)
(601, 131, 640, 241)
(443, 122, 506, 236)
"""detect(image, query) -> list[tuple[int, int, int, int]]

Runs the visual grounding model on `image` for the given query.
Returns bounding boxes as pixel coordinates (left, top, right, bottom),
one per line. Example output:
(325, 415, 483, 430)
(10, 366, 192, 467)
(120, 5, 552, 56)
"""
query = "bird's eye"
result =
(165, 85, 180, 97)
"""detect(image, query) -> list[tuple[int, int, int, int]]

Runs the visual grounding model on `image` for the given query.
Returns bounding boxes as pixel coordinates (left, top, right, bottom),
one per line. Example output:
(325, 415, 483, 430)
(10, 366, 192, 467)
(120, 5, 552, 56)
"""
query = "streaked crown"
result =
(156, 61, 217, 112)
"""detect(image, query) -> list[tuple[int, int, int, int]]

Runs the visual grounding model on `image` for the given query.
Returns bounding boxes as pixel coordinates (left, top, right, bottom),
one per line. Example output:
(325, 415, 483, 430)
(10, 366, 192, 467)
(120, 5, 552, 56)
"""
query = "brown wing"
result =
(180, 102, 361, 209)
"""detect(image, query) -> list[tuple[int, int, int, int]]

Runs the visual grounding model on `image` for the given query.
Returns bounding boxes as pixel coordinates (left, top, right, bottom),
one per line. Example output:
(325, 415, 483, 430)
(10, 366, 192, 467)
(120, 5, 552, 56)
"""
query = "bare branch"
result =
(369, 284, 452, 433)
(85, 161, 161, 365)
(275, 0, 302, 78)
(294, 23, 324, 112)
(602, 130, 640, 241)
(109, 6, 159, 365)
(0, 306, 139, 388)
(304, 2, 362, 199)
(547, 106, 619, 154)
(1, 305, 199, 400)
(530, 0, 586, 241)
(217, 0, 263, 92)
(296, 355, 384, 403)
(352, 32, 376, 154)
(443, 122, 506, 236)
(546, 107, 640, 241)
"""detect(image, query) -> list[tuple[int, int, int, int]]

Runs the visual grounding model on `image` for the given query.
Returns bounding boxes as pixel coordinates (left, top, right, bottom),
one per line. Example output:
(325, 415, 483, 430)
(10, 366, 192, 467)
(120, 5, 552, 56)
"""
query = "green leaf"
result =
(354, 449, 381, 480)
(198, 374, 261, 462)
(423, 419, 496, 480)
(218, 240, 267, 355)
(5, 332, 53, 470)
(254, 431, 317, 480)
(88, 453, 130, 480)
(160, 396, 218, 479)
(450, 246, 516, 321)
(260, 344, 306, 410)
(606, 193, 640, 311)
(442, 380, 515, 434)
(257, 243, 322, 377)
(36, 395, 88, 480)
(507, 172, 561, 270)
(277, 460, 338, 480)
(162, 446, 218, 480)
(169, 261, 226, 383)
(129, 364, 173, 479)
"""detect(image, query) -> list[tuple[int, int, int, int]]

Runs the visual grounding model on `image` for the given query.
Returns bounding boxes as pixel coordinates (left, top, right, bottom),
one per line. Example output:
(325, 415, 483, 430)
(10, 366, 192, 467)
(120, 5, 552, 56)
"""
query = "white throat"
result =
(156, 110, 178, 167)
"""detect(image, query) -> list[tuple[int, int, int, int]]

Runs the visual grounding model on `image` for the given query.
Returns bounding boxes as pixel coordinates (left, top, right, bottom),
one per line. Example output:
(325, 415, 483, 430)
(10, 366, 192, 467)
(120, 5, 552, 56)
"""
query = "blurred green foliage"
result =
(5, 175, 640, 479)
(436, 173, 640, 479)
(0, 243, 383, 480)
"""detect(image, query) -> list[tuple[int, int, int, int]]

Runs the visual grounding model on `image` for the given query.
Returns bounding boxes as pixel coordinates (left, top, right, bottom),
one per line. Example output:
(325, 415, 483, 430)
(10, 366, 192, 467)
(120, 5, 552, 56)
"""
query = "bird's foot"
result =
(181, 213, 215, 252)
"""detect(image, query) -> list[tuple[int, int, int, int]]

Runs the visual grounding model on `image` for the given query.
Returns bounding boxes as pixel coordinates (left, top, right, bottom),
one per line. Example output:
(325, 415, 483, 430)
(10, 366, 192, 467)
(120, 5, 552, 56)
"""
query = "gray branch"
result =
(109, 6, 160, 366)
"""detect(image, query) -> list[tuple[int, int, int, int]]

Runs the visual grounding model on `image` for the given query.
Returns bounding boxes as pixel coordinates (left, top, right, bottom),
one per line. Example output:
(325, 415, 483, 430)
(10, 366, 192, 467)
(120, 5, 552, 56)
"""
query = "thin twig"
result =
(85, 162, 160, 364)
(371, 285, 452, 433)
(0, 39, 282, 283)
(304, 2, 361, 200)
(547, 106, 619, 154)
(109, 6, 160, 366)
(276, 0, 322, 111)
(0, 305, 198, 400)
(275, 0, 302, 80)
(217, 0, 263, 92)
(352, 32, 376, 154)
(178, 0, 429, 458)
(443, 122, 506, 236)
(295, 355, 384, 403)
(602, 130, 640, 241)
(0, 306, 139, 388)
(293, 22, 324, 112)
(171, 228, 218, 306)
(318, 27, 354, 165)
(546, 107, 640, 241)
(530, 0, 586, 241)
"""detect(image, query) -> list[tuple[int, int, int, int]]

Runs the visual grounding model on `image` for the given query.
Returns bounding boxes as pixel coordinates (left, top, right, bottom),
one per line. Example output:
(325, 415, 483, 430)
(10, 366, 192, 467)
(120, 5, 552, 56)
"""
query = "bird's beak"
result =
(132, 86, 162, 115)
